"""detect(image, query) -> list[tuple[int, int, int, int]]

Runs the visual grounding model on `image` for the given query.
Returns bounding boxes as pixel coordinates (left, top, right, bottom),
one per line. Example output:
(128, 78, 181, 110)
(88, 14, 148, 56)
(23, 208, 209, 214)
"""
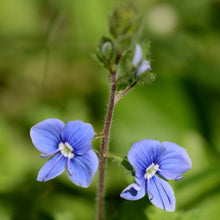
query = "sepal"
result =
(136, 71, 156, 84)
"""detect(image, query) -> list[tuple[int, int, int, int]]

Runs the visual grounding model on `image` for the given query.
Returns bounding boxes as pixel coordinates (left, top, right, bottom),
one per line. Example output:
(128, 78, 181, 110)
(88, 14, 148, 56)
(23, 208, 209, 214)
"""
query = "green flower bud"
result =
(109, 4, 140, 38)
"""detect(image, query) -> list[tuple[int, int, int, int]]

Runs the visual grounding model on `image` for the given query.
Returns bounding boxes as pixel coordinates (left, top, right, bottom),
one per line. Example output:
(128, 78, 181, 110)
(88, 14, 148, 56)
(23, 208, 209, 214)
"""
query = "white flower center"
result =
(59, 142, 74, 159)
(144, 163, 159, 179)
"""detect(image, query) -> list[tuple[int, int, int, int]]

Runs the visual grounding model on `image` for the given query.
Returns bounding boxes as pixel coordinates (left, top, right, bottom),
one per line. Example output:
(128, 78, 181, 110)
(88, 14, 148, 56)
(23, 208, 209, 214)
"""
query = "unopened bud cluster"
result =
(96, 4, 155, 91)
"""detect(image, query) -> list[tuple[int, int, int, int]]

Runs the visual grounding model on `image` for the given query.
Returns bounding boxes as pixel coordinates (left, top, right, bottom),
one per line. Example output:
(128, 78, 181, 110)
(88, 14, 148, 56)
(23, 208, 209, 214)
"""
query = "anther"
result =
(175, 176, 183, 181)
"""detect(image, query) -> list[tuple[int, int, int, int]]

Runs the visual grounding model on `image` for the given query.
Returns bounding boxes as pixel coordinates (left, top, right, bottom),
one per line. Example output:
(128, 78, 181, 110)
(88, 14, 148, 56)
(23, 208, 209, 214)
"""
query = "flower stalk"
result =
(97, 71, 117, 220)
(114, 81, 137, 104)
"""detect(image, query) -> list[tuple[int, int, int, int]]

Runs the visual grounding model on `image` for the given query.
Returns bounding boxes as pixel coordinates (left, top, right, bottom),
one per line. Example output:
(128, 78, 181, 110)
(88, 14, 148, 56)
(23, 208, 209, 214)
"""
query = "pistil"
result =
(144, 163, 159, 179)
(59, 142, 74, 159)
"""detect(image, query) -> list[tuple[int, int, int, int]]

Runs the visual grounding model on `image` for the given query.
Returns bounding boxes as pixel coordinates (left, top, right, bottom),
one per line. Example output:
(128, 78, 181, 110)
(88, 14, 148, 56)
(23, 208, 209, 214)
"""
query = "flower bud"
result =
(136, 60, 152, 76)
(132, 44, 143, 66)
(101, 41, 113, 60)
(109, 4, 141, 45)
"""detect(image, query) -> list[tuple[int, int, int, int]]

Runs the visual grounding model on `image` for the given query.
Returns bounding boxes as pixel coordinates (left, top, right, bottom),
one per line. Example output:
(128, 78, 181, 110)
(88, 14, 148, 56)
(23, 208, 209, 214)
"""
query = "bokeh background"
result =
(0, 0, 220, 219)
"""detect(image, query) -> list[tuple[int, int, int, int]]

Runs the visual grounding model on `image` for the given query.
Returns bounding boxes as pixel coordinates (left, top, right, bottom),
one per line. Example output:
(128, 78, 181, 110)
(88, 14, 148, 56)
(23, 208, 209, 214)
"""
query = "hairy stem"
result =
(97, 71, 117, 220)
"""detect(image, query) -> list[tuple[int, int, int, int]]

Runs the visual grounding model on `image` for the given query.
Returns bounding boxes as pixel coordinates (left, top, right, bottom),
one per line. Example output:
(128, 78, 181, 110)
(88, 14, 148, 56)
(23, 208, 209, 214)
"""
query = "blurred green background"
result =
(0, 0, 220, 219)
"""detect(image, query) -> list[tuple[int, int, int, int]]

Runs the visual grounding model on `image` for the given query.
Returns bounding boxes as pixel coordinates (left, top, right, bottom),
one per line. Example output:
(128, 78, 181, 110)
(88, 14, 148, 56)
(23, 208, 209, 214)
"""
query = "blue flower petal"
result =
(149, 176, 175, 212)
(30, 118, 64, 154)
(136, 60, 152, 76)
(120, 182, 146, 201)
(62, 120, 94, 155)
(128, 140, 165, 179)
(132, 44, 143, 66)
(67, 150, 98, 187)
(37, 153, 66, 181)
(158, 142, 192, 180)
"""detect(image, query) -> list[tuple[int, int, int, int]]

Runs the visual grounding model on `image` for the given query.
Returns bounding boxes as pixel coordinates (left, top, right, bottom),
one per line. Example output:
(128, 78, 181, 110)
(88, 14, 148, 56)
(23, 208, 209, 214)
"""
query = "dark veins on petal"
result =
(152, 177, 166, 210)
(159, 181, 172, 205)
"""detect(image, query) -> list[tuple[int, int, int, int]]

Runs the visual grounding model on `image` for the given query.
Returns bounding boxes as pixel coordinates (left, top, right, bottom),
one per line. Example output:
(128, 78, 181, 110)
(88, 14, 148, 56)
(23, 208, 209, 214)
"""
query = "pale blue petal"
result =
(158, 142, 192, 180)
(37, 153, 66, 181)
(132, 44, 143, 66)
(67, 150, 98, 187)
(149, 176, 175, 212)
(128, 140, 165, 178)
(120, 182, 146, 201)
(62, 121, 94, 155)
(30, 119, 64, 153)
(136, 60, 152, 76)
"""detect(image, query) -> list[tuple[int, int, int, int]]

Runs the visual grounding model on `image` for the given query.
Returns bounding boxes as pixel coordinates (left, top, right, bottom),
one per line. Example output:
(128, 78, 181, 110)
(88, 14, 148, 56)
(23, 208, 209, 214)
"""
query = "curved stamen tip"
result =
(148, 192, 154, 201)
(40, 149, 60, 159)
(67, 169, 73, 176)
(40, 153, 49, 159)
(175, 176, 183, 181)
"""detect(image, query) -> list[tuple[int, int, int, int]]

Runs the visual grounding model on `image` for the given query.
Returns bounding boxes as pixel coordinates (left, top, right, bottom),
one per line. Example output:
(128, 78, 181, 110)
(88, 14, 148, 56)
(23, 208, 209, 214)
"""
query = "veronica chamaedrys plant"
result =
(30, 119, 98, 187)
(29, 4, 193, 219)
(120, 139, 192, 211)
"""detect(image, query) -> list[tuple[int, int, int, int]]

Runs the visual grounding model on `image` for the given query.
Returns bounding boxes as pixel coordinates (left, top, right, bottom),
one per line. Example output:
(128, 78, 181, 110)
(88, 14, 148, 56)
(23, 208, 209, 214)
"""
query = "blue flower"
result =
(120, 139, 192, 211)
(30, 119, 98, 188)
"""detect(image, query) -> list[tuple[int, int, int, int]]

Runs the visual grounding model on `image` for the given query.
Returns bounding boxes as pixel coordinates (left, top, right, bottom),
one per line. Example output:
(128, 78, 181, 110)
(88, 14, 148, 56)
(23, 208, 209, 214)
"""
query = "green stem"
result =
(94, 133, 105, 139)
(96, 71, 117, 220)
(106, 152, 125, 161)
(114, 81, 137, 104)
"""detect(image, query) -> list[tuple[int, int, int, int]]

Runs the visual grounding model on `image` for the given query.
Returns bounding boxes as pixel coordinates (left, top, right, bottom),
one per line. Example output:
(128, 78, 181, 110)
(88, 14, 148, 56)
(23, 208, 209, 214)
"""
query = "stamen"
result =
(175, 176, 183, 181)
(158, 169, 173, 179)
(40, 149, 60, 159)
(148, 192, 154, 201)
(59, 142, 74, 159)
(158, 169, 183, 181)
(144, 163, 159, 179)
(67, 169, 73, 176)
(67, 158, 73, 176)
(147, 178, 154, 200)
(42, 154, 64, 181)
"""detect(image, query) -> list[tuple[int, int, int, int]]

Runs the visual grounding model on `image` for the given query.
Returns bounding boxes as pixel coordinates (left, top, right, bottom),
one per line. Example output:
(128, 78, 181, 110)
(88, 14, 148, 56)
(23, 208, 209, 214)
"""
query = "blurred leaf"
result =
(146, 206, 200, 220)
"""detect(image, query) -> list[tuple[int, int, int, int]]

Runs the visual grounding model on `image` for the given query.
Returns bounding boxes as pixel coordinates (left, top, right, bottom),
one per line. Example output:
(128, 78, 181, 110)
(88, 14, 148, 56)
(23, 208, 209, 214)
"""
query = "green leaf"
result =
(121, 157, 135, 176)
